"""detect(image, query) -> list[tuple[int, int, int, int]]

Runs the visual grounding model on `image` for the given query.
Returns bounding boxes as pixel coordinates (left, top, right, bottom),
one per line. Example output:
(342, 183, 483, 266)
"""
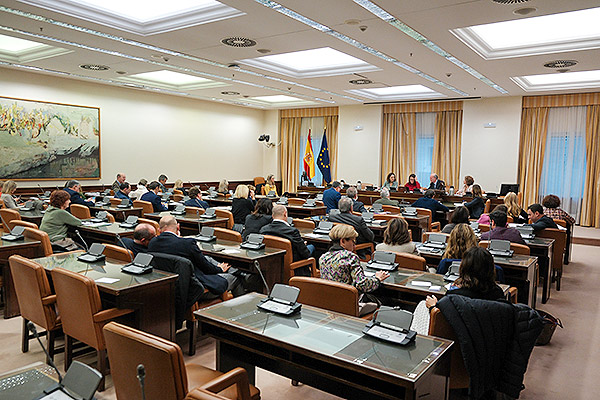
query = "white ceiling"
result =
(0, 0, 599, 109)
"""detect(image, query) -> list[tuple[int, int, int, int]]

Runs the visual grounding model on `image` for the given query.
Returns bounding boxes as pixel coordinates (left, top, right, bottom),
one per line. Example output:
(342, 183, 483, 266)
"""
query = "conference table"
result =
(286, 204, 327, 218)
(18, 210, 44, 227)
(196, 293, 453, 400)
(144, 211, 229, 235)
(523, 237, 554, 304)
(71, 221, 135, 245)
(89, 204, 143, 221)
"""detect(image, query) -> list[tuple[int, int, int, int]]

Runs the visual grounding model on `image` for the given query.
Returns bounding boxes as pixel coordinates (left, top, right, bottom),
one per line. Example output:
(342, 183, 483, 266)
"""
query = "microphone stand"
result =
(254, 260, 270, 294)
(137, 364, 146, 400)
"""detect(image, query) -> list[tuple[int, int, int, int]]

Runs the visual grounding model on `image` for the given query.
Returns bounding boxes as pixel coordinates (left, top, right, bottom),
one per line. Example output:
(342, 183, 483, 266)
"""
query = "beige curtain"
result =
(581, 105, 600, 227)
(517, 107, 549, 208)
(380, 113, 416, 186)
(432, 110, 463, 188)
(324, 115, 338, 180)
(279, 116, 302, 193)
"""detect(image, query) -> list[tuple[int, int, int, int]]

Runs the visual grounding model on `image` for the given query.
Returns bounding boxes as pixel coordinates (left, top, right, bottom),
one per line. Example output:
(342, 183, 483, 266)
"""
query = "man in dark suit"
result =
(322, 181, 342, 212)
(411, 189, 449, 223)
(260, 205, 314, 272)
(64, 180, 95, 207)
(526, 203, 558, 232)
(158, 174, 168, 192)
(428, 173, 445, 191)
(148, 215, 242, 296)
(346, 186, 366, 213)
(114, 182, 133, 206)
(141, 181, 168, 212)
(184, 186, 209, 209)
(111, 172, 126, 193)
(121, 223, 157, 256)
(480, 211, 526, 245)
(329, 197, 374, 245)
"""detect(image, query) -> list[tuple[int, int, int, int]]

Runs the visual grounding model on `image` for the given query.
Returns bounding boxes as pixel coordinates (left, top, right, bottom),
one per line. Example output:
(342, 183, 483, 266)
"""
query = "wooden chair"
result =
(292, 218, 315, 229)
(289, 276, 362, 317)
(478, 240, 530, 256)
(109, 198, 122, 206)
(287, 198, 305, 206)
(372, 213, 399, 222)
(173, 194, 184, 202)
(0, 208, 21, 230)
(355, 242, 374, 262)
(253, 177, 266, 187)
(391, 252, 427, 271)
(133, 200, 154, 215)
(70, 204, 91, 219)
(213, 227, 242, 243)
(8, 255, 62, 361)
(138, 217, 160, 233)
(381, 205, 401, 213)
(262, 235, 318, 283)
(51, 268, 134, 391)
(415, 208, 441, 232)
(185, 206, 204, 217)
(536, 228, 567, 290)
(23, 228, 53, 256)
(479, 223, 490, 232)
(553, 219, 567, 228)
(214, 209, 234, 229)
(173, 189, 184, 195)
(483, 199, 491, 214)
(102, 243, 134, 262)
(103, 322, 259, 400)
(11, 220, 38, 229)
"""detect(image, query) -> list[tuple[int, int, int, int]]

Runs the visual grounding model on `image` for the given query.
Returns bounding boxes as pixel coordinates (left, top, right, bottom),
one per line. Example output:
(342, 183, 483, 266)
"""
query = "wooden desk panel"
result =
(144, 212, 228, 236)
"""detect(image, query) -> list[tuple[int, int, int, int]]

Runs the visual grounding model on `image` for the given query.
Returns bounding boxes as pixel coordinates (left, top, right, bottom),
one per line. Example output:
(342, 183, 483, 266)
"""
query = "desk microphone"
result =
(115, 233, 134, 263)
(137, 364, 146, 400)
(254, 260, 270, 294)
(37, 183, 45, 194)
(28, 322, 64, 393)
(75, 230, 89, 253)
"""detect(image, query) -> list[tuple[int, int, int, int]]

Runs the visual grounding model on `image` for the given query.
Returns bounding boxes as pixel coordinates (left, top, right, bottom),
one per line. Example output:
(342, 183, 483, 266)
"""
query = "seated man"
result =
(428, 173, 445, 191)
(114, 182, 133, 206)
(148, 216, 242, 296)
(129, 179, 148, 200)
(346, 186, 366, 213)
(112, 173, 126, 193)
(480, 210, 526, 245)
(322, 181, 342, 212)
(411, 189, 449, 223)
(260, 205, 315, 275)
(121, 223, 156, 256)
(158, 174, 168, 192)
(140, 181, 168, 212)
(373, 188, 400, 207)
(329, 197, 374, 247)
(526, 203, 558, 232)
(184, 186, 209, 209)
(64, 180, 95, 208)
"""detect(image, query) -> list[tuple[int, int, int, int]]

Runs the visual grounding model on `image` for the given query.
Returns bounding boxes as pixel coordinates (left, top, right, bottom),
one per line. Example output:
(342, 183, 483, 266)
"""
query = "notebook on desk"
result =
(423, 233, 447, 250)
(1, 226, 25, 241)
(119, 215, 138, 229)
(89, 211, 109, 223)
(116, 199, 130, 208)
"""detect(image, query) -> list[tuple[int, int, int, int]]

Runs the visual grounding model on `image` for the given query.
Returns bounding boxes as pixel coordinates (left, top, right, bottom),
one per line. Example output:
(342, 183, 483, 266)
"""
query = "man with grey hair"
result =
(373, 187, 400, 207)
(112, 173, 126, 193)
(346, 186, 366, 213)
(428, 173, 445, 190)
(329, 197, 374, 251)
(64, 179, 95, 207)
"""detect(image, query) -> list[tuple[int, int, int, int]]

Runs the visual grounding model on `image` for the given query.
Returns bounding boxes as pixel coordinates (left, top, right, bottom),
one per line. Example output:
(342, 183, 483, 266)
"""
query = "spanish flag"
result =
(303, 129, 315, 180)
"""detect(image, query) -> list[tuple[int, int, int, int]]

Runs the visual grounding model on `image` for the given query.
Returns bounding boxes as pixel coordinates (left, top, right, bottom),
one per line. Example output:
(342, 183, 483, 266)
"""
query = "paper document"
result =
(223, 249, 240, 254)
(96, 277, 119, 284)
(411, 280, 432, 287)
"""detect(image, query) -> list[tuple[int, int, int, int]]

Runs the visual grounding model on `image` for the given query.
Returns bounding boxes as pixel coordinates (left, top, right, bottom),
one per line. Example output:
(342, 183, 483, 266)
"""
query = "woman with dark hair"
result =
(40, 190, 83, 250)
(456, 175, 475, 195)
(542, 194, 575, 225)
(383, 172, 398, 190)
(243, 198, 273, 240)
(442, 205, 470, 234)
(464, 184, 485, 219)
(404, 173, 421, 192)
(376, 217, 416, 254)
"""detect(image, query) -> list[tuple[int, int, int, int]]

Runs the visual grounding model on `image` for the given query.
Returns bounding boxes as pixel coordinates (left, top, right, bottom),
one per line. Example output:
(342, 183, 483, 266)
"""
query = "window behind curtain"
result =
(415, 112, 435, 187)
(298, 117, 324, 185)
(538, 106, 587, 222)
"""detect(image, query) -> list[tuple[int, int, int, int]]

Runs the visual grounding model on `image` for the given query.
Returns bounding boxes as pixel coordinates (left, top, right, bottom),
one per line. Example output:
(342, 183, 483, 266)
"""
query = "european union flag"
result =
(318, 128, 332, 184)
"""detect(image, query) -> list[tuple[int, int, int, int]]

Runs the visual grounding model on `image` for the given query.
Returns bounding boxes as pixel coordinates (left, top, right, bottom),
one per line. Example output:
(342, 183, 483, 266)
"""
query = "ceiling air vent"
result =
(349, 79, 373, 85)
(221, 37, 257, 47)
(221, 91, 240, 95)
(544, 60, 578, 69)
(80, 64, 109, 71)
(491, 0, 529, 4)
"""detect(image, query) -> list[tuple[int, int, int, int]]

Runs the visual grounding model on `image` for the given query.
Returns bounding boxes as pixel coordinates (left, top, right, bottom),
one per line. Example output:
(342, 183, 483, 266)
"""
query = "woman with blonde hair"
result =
(1, 180, 20, 209)
(504, 192, 528, 224)
(436, 223, 478, 274)
(376, 217, 416, 254)
(173, 179, 187, 195)
(217, 179, 229, 194)
(263, 174, 278, 196)
(231, 184, 255, 227)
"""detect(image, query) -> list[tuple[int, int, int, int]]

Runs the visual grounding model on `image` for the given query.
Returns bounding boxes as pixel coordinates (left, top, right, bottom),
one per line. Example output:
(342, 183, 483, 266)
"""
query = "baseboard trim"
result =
(572, 237, 600, 247)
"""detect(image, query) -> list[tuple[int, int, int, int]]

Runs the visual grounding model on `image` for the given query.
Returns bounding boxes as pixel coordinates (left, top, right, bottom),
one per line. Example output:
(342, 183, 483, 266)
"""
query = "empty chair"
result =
(23, 227, 53, 256)
(287, 198, 305, 206)
(381, 205, 401, 213)
(11, 220, 38, 229)
(415, 208, 441, 232)
(133, 199, 155, 215)
(483, 199, 491, 214)
(291, 218, 315, 229)
(138, 217, 160, 232)
(213, 227, 242, 243)
(289, 276, 361, 317)
(392, 252, 427, 271)
(102, 243, 134, 262)
(173, 194, 184, 202)
(109, 198, 122, 206)
(214, 209, 234, 229)
(262, 235, 317, 283)
(0, 208, 22, 230)
(70, 204, 91, 219)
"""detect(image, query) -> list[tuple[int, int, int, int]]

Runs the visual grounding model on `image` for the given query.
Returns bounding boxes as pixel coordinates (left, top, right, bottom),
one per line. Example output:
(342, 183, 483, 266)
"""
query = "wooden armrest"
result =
(220, 291, 233, 301)
(291, 257, 317, 277)
(508, 287, 518, 304)
(200, 367, 252, 400)
(41, 294, 57, 305)
(185, 388, 229, 400)
(93, 308, 134, 323)
(431, 222, 441, 232)
(354, 242, 374, 262)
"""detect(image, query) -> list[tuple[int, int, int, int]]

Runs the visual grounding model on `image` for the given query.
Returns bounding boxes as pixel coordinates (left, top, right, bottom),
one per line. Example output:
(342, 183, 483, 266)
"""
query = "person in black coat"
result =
(346, 186, 366, 213)
(428, 173, 445, 191)
(243, 198, 273, 241)
(411, 189, 449, 222)
(328, 197, 374, 245)
(147, 215, 242, 296)
(231, 184, 255, 225)
(464, 184, 486, 219)
(260, 205, 314, 264)
(140, 181, 168, 212)
(120, 223, 156, 256)
(526, 203, 558, 232)
(64, 180, 95, 207)
(184, 186, 209, 209)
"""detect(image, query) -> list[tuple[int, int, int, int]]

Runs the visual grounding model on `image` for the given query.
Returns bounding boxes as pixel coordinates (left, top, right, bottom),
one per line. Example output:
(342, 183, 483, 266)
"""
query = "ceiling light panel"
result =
(347, 84, 444, 101)
(511, 70, 600, 91)
(452, 7, 600, 59)
(0, 33, 72, 62)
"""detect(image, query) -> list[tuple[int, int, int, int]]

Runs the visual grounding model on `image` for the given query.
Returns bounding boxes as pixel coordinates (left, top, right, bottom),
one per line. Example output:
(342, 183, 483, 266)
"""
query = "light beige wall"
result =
(262, 110, 279, 179)
(0, 67, 266, 187)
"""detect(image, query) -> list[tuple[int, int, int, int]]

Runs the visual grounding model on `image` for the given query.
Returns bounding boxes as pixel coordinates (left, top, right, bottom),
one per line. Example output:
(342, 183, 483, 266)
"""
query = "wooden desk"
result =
(144, 212, 229, 236)
(524, 237, 554, 304)
(206, 197, 233, 207)
(89, 205, 143, 222)
(73, 221, 135, 245)
(196, 293, 453, 400)
(286, 204, 327, 218)
(34, 251, 177, 340)
(18, 210, 44, 227)
(1, 238, 44, 318)
(372, 213, 430, 242)
(298, 228, 331, 259)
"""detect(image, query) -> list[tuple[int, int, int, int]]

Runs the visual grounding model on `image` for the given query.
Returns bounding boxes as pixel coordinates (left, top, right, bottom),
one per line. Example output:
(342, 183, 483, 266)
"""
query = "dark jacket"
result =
(437, 295, 542, 399)
(120, 237, 147, 257)
(481, 226, 526, 245)
(243, 214, 272, 240)
(464, 196, 485, 219)
(428, 180, 445, 190)
(232, 198, 255, 225)
(147, 232, 227, 294)
(437, 258, 505, 283)
(352, 199, 367, 213)
(528, 215, 558, 232)
(510, 209, 529, 224)
(411, 197, 449, 222)
(141, 191, 168, 212)
(65, 187, 94, 208)
(260, 220, 311, 262)
(328, 212, 374, 244)
(114, 190, 133, 206)
(184, 198, 209, 209)
(322, 187, 341, 212)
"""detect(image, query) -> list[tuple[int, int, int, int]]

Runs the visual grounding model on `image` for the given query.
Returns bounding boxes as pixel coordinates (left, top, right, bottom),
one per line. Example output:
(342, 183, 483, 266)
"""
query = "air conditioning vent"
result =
(349, 79, 373, 85)
(544, 60, 578, 69)
(80, 64, 109, 71)
(221, 37, 257, 47)
(492, 0, 529, 4)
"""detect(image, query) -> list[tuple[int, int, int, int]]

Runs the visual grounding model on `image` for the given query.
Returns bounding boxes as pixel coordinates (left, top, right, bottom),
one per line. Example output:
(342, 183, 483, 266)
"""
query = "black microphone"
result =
(137, 364, 146, 400)
(75, 230, 89, 253)
(28, 322, 64, 393)
(115, 233, 134, 263)
(37, 183, 45, 194)
(254, 260, 270, 294)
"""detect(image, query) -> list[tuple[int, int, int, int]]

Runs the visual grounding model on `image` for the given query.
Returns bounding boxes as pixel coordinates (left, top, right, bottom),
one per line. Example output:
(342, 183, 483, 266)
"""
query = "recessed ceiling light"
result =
(256, 48, 271, 54)
(126, 70, 210, 85)
(80, 64, 109, 70)
(544, 60, 578, 69)
(513, 7, 537, 16)
(347, 85, 444, 100)
(115, 70, 127, 74)
(251, 95, 303, 103)
(221, 91, 240, 95)
(221, 37, 256, 47)
(0, 34, 47, 52)
(512, 69, 600, 91)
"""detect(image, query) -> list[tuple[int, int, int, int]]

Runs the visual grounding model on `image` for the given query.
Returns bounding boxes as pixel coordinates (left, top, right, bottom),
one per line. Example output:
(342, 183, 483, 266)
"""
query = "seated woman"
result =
(320, 224, 389, 316)
(231, 184, 255, 228)
(442, 205, 470, 234)
(504, 192, 528, 224)
(40, 190, 83, 251)
(404, 173, 421, 192)
(263, 174, 278, 196)
(455, 175, 475, 196)
(1, 180, 21, 209)
(184, 186, 209, 209)
(437, 223, 478, 274)
(478, 204, 508, 225)
(464, 184, 485, 219)
(376, 217, 416, 254)
(542, 194, 575, 225)
(173, 179, 187, 195)
(217, 179, 229, 194)
(383, 172, 398, 191)
(243, 198, 273, 240)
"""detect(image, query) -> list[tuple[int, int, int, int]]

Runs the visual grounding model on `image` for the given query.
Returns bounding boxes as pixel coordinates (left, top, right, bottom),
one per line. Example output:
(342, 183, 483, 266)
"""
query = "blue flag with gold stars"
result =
(318, 128, 331, 184)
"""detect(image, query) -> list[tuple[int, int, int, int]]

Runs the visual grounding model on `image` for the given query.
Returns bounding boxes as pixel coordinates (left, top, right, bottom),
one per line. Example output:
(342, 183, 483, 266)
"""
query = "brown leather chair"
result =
(415, 208, 441, 232)
(0, 208, 22, 230)
(483, 199, 491, 214)
(392, 252, 427, 271)
(186, 388, 247, 400)
(173, 189, 184, 195)
(11, 220, 38, 229)
(262, 235, 318, 283)
(287, 198, 305, 206)
(354, 242, 374, 262)
(536, 228, 567, 290)
(553, 219, 567, 228)
(382, 205, 401, 213)
(8, 255, 62, 360)
(134, 199, 155, 215)
(289, 276, 361, 317)
(478, 240, 530, 256)
(51, 268, 134, 391)
(105, 213, 116, 223)
(292, 218, 315, 229)
(479, 223, 490, 232)
(102, 243, 134, 262)
(185, 206, 204, 217)
(103, 322, 259, 400)
(70, 204, 91, 219)
(138, 217, 160, 233)
(253, 177, 266, 187)
(506, 216, 514, 223)
(173, 194, 184, 202)
(23, 227, 53, 256)
(214, 209, 234, 229)
(213, 227, 242, 243)
(372, 213, 399, 222)
(109, 198, 122, 206)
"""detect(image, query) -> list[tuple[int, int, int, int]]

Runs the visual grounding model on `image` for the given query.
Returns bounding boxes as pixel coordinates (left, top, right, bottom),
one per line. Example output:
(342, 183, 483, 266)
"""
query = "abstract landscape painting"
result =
(0, 96, 100, 180)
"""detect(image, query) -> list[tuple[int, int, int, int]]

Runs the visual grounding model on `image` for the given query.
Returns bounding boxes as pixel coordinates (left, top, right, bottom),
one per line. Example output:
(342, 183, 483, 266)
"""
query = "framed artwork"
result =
(0, 96, 100, 180)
